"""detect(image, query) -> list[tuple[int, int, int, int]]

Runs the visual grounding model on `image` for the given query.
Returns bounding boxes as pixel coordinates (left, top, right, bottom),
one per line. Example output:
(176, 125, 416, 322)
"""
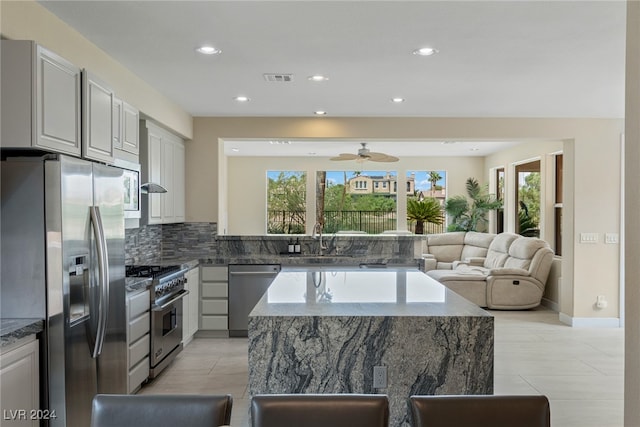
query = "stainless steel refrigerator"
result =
(1, 154, 127, 427)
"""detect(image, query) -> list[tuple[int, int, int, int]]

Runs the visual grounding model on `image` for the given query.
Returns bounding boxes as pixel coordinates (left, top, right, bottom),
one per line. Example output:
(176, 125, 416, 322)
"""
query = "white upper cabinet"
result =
(1, 40, 81, 155)
(82, 71, 114, 163)
(113, 97, 140, 161)
(140, 120, 185, 224)
(122, 102, 140, 155)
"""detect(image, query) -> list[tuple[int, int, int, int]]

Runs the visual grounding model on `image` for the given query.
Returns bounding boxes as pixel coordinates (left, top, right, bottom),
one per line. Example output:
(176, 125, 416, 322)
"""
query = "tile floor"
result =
(139, 307, 624, 427)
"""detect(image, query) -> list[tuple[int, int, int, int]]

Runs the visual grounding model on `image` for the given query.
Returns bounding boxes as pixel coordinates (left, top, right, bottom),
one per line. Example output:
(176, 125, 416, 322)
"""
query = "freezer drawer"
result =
(228, 264, 280, 337)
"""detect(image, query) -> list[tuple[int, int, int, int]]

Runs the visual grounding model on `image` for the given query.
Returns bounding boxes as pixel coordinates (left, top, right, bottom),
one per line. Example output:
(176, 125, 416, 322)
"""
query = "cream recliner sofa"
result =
(424, 232, 554, 310)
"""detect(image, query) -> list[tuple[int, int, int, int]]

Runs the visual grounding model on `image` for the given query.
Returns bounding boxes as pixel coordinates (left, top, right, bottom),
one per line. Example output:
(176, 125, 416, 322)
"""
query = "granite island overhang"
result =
(248, 266, 494, 427)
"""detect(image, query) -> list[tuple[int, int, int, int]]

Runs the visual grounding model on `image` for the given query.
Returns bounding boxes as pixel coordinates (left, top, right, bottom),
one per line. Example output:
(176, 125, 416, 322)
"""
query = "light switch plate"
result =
(605, 233, 619, 244)
(580, 233, 598, 244)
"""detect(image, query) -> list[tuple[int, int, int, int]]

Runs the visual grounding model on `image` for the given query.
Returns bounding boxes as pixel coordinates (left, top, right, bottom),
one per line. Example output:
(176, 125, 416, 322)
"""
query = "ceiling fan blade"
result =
(330, 153, 358, 161)
(368, 152, 399, 162)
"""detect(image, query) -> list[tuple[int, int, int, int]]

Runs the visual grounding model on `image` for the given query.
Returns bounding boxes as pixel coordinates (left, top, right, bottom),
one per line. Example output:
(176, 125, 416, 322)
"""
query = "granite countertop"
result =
(1, 318, 44, 348)
(201, 255, 422, 267)
(125, 277, 153, 293)
(250, 266, 491, 318)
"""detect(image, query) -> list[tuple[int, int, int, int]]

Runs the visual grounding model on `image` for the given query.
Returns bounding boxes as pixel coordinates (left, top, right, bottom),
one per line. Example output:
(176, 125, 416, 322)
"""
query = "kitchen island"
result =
(248, 267, 494, 427)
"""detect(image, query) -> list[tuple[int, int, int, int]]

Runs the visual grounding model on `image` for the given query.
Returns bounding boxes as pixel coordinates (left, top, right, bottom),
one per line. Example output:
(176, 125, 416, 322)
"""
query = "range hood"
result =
(140, 182, 167, 194)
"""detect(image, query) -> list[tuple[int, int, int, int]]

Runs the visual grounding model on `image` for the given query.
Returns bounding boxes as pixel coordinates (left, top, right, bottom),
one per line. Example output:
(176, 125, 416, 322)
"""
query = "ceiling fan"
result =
(329, 143, 399, 163)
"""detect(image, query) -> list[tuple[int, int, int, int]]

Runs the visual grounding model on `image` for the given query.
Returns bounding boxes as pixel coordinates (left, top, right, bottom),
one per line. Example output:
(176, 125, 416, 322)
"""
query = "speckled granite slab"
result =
(248, 268, 493, 427)
(1, 319, 44, 348)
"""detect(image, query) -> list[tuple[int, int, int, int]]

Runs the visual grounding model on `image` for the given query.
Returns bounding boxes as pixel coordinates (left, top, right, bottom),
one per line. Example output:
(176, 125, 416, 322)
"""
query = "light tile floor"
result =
(139, 307, 624, 427)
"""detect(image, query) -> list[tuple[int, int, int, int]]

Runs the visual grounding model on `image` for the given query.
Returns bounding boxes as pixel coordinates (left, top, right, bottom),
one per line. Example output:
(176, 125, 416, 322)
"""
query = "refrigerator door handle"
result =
(90, 206, 110, 358)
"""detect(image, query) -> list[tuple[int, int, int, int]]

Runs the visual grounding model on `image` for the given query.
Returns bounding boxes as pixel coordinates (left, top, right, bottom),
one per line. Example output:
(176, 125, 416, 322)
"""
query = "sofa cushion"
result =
(504, 237, 549, 271)
(426, 232, 465, 264)
(484, 233, 519, 268)
(460, 232, 495, 261)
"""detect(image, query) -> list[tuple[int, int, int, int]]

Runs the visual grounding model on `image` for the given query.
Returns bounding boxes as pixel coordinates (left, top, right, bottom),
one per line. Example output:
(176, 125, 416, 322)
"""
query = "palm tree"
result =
(407, 197, 443, 234)
(445, 177, 502, 232)
(428, 171, 442, 197)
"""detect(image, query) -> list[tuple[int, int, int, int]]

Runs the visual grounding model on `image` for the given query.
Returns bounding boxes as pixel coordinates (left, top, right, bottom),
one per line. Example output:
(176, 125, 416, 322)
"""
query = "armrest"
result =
(422, 256, 437, 272)
(422, 254, 436, 259)
(465, 257, 486, 266)
(488, 267, 530, 276)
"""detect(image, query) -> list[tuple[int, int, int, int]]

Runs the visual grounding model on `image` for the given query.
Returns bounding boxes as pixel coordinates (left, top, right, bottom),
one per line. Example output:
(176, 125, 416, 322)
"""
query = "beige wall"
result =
(0, 0, 193, 139)
(625, 1, 640, 425)
(190, 117, 623, 323)
(226, 155, 484, 235)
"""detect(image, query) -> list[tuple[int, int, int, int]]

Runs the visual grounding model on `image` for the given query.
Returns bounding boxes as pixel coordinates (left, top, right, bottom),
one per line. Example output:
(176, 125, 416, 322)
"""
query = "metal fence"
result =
(268, 210, 446, 234)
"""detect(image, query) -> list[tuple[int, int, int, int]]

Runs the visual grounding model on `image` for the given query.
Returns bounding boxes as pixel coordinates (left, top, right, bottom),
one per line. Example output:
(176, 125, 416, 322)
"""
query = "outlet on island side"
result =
(373, 366, 387, 389)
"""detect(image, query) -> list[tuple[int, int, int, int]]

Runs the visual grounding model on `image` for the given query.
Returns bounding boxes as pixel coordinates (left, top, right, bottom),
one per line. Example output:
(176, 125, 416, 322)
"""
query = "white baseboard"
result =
(559, 312, 622, 328)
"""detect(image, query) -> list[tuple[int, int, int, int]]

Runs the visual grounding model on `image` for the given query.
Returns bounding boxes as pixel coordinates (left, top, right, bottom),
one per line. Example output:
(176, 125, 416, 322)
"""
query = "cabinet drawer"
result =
(128, 357, 149, 394)
(201, 300, 228, 315)
(202, 267, 228, 281)
(128, 334, 150, 368)
(202, 282, 228, 298)
(201, 316, 228, 330)
(128, 312, 150, 343)
(128, 290, 150, 318)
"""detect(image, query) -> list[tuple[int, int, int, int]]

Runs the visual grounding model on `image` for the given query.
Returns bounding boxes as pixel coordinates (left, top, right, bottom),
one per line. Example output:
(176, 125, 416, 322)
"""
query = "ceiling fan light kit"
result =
(329, 143, 399, 163)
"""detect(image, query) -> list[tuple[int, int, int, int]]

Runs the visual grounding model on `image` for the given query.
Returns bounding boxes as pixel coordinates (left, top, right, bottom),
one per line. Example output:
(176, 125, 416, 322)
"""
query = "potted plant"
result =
(407, 197, 443, 234)
(445, 177, 502, 232)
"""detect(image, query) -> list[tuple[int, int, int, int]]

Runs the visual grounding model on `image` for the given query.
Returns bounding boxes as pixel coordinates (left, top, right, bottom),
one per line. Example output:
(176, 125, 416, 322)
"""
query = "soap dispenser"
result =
(294, 238, 301, 254)
(288, 239, 295, 254)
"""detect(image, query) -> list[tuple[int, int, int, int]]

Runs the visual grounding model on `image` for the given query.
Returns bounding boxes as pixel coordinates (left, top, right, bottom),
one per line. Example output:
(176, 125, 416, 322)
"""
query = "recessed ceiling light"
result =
(391, 97, 405, 103)
(234, 96, 250, 102)
(231, 148, 240, 152)
(442, 141, 458, 145)
(308, 152, 317, 156)
(196, 45, 222, 55)
(308, 75, 329, 82)
(412, 47, 438, 56)
(314, 111, 327, 116)
(470, 147, 480, 151)
(269, 140, 291, 145)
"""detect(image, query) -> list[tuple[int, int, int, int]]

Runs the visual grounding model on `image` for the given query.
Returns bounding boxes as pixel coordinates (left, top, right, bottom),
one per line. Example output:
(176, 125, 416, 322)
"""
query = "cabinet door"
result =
(174, 140, 186, 222)
(147, 131, 163, 224)
(36, 45, 82, 155)
(188, 268, 200, 338)
(122, 102, 139, 155)
(83, 71, 114, 163)
(0, 338, 39, 427)
(112, 96, 123, 150)
(161, 139, 175, 221)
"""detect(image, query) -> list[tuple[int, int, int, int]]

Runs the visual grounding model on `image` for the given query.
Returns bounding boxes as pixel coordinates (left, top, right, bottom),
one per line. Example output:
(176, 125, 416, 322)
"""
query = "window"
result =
(406, 171, 446, 234)
(515, 161, 540, 237)
(495, 168, 505, 234)
(316, 170, 397, 234)
(266, 171, 306, 234)
(554, 154, 563, 256)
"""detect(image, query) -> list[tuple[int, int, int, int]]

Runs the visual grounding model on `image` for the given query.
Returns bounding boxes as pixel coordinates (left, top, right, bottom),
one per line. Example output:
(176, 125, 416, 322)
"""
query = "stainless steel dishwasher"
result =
(228, 264, 281, 337)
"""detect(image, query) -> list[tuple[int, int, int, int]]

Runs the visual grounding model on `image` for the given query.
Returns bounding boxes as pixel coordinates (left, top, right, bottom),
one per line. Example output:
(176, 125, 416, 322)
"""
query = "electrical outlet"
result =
(373, 366, 387, 389)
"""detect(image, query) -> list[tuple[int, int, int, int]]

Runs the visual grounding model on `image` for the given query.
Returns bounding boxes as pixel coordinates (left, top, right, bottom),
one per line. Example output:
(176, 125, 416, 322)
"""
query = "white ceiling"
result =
(37, 0, 626, 158)
(222, 139, 526, 157)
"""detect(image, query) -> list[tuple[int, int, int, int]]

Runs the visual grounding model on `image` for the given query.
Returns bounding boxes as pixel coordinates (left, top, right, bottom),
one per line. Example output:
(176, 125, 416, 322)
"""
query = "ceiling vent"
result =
(263, 73, 293, 82)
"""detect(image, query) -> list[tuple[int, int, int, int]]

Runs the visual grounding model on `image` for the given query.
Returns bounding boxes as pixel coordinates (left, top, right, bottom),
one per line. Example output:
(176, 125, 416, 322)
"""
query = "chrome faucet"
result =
(312, 222, 328, 255)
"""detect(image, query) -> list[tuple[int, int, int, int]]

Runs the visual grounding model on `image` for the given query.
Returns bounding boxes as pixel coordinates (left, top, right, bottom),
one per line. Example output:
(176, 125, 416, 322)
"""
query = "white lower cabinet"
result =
(0, 336, 39, 426)
(199, 266, 229, 334)
(183, 266, 200, 345)
(126, 289, 150, 393)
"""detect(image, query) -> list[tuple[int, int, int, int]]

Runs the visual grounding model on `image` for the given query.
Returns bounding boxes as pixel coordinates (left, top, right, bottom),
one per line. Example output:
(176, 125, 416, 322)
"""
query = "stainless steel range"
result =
(125, 265, 189, 378)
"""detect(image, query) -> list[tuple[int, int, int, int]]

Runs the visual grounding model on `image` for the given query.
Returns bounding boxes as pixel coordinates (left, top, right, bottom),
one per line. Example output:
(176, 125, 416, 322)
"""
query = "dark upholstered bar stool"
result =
(409, 395, 550, 427)
(90, 394, 233, 427)
(251, 394, 389, 427)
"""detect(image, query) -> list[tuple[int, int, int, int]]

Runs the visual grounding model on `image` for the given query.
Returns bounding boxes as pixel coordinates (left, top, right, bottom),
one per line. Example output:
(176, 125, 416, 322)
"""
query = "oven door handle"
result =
(152, 289, 190, 311)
